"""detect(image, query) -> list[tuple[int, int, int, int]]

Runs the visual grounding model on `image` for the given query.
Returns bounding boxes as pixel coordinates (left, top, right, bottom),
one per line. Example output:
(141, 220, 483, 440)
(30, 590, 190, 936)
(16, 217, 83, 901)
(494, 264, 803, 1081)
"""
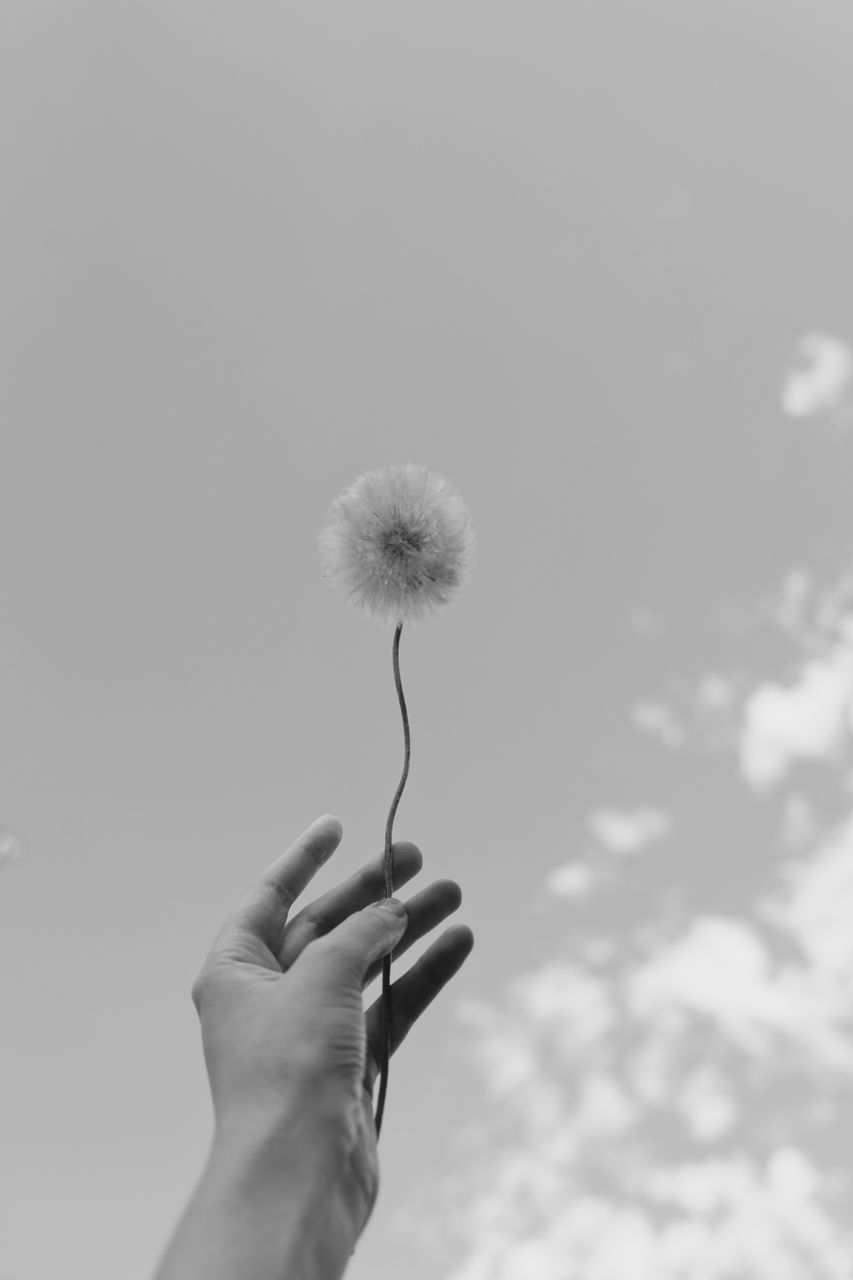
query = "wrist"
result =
(211, 1108, 361, 1278)
(156, 1105, 362, 1280)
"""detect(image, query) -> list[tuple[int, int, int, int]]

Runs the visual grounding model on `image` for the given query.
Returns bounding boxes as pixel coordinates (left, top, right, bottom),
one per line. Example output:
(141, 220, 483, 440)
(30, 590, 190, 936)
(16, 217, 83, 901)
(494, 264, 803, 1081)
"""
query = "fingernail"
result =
(377, 897, 407, 917)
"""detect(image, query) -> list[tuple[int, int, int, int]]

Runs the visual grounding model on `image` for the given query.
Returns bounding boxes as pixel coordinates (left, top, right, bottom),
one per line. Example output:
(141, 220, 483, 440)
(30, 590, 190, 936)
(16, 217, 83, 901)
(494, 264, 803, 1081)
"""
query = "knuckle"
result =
(190, 971, 208, 1011)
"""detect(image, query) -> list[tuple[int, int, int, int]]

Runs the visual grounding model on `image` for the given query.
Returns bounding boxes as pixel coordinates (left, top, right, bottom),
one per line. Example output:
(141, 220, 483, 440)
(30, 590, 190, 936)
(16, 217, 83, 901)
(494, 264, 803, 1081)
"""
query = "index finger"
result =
(223, 815, 345, 963)
(258, 814, 344, 908)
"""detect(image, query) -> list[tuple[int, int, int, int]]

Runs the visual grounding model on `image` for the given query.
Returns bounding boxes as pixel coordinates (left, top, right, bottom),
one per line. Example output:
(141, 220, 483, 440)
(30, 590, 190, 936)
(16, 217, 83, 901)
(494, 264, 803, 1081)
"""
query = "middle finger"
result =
(278, 840, 424, 967)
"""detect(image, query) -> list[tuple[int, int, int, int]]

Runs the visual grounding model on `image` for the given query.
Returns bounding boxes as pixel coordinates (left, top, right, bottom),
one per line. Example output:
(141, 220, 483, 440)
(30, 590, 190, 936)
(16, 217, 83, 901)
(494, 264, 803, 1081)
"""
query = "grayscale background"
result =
(2, 4, 853, 1278)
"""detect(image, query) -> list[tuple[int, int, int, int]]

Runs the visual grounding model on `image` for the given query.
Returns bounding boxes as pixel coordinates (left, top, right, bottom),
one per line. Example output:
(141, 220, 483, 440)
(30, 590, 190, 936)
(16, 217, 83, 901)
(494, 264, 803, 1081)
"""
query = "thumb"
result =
(319, 898, 409, 985)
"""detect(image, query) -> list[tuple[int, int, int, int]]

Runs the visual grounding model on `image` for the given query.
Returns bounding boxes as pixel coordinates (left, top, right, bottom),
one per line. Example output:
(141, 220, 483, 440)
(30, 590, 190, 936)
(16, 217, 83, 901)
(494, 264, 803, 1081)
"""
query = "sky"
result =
(2, 3, 853, 1278)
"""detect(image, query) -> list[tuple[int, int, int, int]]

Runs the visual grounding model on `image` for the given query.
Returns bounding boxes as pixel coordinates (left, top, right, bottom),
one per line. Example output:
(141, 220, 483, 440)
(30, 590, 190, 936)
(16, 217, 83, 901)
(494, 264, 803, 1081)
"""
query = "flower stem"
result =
(374, 620, 411, 1141)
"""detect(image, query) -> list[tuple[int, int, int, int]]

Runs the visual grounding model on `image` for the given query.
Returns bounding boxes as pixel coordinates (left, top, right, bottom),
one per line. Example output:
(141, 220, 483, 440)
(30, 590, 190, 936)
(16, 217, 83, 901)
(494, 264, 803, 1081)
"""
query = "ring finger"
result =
(362, 877, 463, 986)
(363, 923, 476, 1095)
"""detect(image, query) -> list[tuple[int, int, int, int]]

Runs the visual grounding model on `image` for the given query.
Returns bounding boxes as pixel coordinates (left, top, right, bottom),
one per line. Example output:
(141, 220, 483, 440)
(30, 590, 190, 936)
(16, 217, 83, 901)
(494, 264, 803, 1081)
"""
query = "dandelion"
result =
(318, 462, 476, 1138)
(318, 462, 477, 627)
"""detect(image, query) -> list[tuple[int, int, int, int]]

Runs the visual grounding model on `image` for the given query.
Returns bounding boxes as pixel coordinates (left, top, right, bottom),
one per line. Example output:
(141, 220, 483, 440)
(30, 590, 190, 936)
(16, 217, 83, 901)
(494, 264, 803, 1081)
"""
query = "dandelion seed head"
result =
(318, 462, 477, 625)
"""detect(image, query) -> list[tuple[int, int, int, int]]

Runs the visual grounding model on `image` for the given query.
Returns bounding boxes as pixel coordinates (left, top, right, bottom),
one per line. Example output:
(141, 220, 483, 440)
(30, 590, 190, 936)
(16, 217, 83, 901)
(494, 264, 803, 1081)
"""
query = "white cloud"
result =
(695, 673, 736, 712)
(759, 809, 853, 987)
(643, 1154, 754, 1216)
(627, 917, 779, 1051)
(759, 564, 853, 658)
(444, 1150, 853, 1280)
(588, 805, 672, 855)
(781, 332, 852, 419)
(454, 966, 618, 1125)
(779, 791, 819, 848)
(443, 887, 853, 1280)
(773, 567, 812, 637)
(0, 825, 25, 867)
(627, 914, 853, 1069)
(438, 602, 853, 1280)
(543, 860, 594, 900)
(509, 963, 617, 1058)
(675, 1063, 738, 1142)
(453, 998, 543, 1102)
(738, 645, 853, 790)
(631, 699, 685, 748)
(572, 1071, 638, 1139)
(625, 1006, 689, 1106)
(815, 573, 853, 640)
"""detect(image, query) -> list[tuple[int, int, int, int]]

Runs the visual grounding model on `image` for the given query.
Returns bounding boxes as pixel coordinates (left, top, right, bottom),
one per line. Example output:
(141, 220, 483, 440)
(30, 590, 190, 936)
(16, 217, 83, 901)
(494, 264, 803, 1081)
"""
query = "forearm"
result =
(153, 1112, 361, 1280)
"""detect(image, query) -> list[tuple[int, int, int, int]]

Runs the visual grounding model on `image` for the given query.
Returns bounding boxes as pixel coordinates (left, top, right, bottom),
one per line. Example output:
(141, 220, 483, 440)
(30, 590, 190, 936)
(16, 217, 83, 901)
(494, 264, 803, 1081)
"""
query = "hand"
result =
(189, 813, 475, 1233)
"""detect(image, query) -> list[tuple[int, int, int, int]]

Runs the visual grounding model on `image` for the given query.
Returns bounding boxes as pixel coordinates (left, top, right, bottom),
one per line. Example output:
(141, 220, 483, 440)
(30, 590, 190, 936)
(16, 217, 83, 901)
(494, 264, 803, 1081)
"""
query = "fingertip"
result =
(441, 878, 463, 910)
(391, 840, 423, 869)
(449, 923, 475, 953)
(316, 814, 343, 841)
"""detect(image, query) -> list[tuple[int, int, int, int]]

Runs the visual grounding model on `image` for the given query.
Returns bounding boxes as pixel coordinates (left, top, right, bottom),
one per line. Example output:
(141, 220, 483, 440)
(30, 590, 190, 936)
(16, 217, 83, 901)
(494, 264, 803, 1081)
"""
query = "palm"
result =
(197, 818, 474, 1167)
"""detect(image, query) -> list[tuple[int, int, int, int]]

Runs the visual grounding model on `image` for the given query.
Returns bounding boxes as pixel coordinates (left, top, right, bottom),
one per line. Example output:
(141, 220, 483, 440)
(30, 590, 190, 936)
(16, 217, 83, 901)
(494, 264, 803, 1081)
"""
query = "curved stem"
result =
(374, 621, 411, 1140)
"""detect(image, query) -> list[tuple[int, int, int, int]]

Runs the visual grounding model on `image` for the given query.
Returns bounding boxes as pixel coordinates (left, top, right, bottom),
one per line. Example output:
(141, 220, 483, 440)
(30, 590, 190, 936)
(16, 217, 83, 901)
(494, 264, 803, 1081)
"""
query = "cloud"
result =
(543, 861, 595, 900)
(442, 1142, 852, 1280)
(445, 969, 853, 1276)
(631, 699, 685, 748)
(626, 915, 853, 1067)
(441, 833, 853, 1278)
(695, 673, 736, 712)
(0, 825, 25, 867)
(773, 567, 812, 637)
(781, 332, 852, 420)
(454, 963, 618, 1122)
(779, 792, 819, 849)
(436, 566, 853, 1279)
(758, 808, 853, 988)
(542, 806, 674, 908)
(627, 918, 774, 1046)
(588, 805, 672, 855)
(675, 1063, 738, 1142)
(814, 573, 853, 640)
(738, 645, 853, 790)
(763, 564, 853, 650)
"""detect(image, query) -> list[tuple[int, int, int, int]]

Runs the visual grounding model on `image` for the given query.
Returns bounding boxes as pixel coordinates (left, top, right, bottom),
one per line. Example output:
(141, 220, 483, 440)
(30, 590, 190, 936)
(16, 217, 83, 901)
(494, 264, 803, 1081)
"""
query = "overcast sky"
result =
(2, 5, 853, 1279)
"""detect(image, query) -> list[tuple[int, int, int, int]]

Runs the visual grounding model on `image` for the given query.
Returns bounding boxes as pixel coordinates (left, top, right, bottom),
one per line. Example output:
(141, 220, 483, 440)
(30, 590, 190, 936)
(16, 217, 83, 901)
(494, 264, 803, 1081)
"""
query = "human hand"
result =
(189, 813, 474, 1235)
